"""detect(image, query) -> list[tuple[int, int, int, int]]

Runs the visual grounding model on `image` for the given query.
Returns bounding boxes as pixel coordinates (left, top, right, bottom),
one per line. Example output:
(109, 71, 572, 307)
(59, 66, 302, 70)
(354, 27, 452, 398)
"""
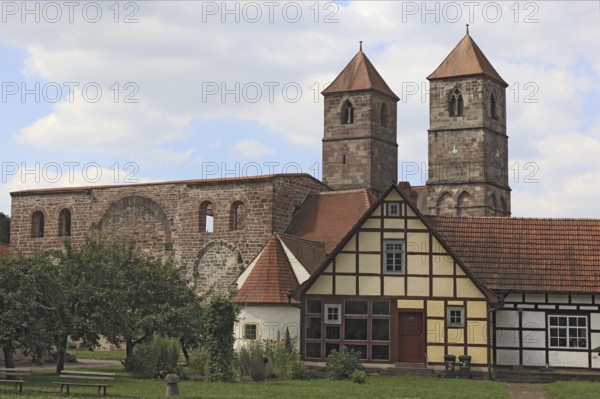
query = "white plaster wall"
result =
(522, 311, 545, 328)
(547, 294, 569, 303)
(591, 314, 600, 330)
(591, 332, 600, 349)
(496, 330, 519, 348)
(571, 295, 593, 304)
(496, 349, 519, 365)
(592, 353, 600, 369)
(524, 294, 545, 303)
(235, 305, 300, 349)
(496, 310, 519, 328)
(522, 350, 546, 367)
(548, 351, 588, 368)
(522, 330, 545, 348)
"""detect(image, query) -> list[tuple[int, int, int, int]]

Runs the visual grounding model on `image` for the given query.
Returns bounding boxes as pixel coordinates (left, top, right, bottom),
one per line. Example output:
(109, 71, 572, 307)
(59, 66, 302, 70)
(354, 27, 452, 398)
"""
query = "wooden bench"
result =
(53, 370, 116, 397)
(0, 367, 32, 394)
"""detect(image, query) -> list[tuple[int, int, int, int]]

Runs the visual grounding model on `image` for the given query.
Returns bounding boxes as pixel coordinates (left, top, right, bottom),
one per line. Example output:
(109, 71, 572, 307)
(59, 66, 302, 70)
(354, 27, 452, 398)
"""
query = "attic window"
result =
(341, 101, 354, 124)
(386, 202, 401, 217)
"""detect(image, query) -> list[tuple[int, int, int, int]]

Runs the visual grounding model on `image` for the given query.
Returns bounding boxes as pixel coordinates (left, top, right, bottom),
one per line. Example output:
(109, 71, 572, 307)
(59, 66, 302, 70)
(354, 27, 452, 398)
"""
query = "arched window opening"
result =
(381, 103, 389, 127)
(449, 89, 463, 117)
(58, 209, 71, 237)
(199, 201, 214, 233)
(230, 201, 246, 231)
(341, 101, 354, 124)
(31, 211, 44, 238)
(490, 94, 497, 120)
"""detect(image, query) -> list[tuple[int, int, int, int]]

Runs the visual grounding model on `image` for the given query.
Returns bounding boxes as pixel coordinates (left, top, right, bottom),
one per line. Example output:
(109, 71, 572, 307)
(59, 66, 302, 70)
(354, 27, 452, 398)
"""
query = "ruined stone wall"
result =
(10, 174, 327, 294)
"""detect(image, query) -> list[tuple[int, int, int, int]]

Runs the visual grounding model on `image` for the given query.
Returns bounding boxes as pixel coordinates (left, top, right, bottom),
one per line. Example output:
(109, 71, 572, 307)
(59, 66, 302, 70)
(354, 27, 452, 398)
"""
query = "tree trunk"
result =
(125, 338, 134, 360)
(55, 335, 68, 374)
(180, 340, 190, 364)
(3, 346, 15, 369)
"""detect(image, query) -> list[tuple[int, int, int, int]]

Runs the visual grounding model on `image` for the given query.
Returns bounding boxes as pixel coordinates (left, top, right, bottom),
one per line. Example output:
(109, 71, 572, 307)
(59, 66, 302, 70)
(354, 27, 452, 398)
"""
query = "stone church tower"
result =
(321, 46, 399, 196)
(426, 32, 511, 216)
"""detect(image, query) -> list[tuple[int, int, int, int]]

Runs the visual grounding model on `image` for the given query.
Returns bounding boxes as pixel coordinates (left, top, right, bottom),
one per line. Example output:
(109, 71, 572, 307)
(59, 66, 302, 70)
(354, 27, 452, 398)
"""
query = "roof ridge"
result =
(275, 232, 325, 247)
(430, 216, 600, 222)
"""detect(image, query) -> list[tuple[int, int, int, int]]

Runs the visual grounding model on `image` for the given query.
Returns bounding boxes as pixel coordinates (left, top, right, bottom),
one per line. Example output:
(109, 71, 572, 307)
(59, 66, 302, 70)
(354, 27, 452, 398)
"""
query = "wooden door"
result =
(397, 311, 424, 363)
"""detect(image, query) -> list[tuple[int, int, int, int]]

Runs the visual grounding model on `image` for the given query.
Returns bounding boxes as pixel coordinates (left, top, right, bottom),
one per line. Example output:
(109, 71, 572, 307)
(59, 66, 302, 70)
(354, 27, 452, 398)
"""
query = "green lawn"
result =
(545, 380, 600, 399)
(0, 365, 510, 399)
(69, 349, 126, 361)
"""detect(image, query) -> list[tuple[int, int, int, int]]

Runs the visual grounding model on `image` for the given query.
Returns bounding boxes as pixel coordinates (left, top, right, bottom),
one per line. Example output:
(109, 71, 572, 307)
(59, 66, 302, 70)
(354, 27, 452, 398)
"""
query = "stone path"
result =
(506, 383, 548, 399)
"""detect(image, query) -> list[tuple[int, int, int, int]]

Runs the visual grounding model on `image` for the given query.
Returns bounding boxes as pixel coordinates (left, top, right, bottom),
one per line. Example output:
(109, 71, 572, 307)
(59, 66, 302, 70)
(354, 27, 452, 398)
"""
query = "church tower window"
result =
(341, 100, 354, 124)
(490, 94, 497, 120)
(381, 103, 389, 127)
(449, 89, 463, 116)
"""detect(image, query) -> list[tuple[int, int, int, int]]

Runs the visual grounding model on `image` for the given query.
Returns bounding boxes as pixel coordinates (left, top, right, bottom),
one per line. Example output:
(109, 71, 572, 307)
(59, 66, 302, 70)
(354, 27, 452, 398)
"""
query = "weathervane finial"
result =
(359, 41, 363, 51)
(466, 24, 470, 35)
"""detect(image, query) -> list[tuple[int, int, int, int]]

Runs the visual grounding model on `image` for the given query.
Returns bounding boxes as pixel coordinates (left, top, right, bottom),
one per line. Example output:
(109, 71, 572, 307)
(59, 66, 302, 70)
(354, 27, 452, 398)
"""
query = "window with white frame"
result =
(383, 240, 405, 274)
(386, 202, 401, 217)
(549, 315, 587, 348)
(244, 323, 257, 340)
(325, 304, 341, 324)
(447, 307, 465, 327)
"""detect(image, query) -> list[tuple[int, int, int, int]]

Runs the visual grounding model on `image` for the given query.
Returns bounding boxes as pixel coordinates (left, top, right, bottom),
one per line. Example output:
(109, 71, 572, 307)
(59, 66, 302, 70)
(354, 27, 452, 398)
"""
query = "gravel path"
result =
(506, 383, 548, 399)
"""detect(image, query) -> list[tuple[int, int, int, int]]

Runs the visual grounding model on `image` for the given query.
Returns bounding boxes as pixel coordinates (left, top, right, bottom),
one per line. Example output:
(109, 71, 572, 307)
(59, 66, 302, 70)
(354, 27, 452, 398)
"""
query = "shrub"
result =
(350, 369, 367, 384)
(202, 295, 238, 382)
(264, 337, 306, 380)
(188, 350, 209, 377)
(125, 335, 182, 379)
(237, 341, 267, 382)
(325, 346, 363, 380)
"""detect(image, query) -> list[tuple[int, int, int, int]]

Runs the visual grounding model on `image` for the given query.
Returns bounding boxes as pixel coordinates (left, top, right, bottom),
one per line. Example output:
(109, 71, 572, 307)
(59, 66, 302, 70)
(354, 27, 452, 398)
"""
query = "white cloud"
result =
(0, 164, 154, 216)
(233, 140, 275, 158)
(0, 1, 598, 217)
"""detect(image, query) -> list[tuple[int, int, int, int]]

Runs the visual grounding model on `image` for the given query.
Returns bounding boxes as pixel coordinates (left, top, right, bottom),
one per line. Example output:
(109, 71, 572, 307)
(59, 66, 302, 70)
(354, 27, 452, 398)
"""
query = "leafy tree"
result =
(52, 240, 125, 372)
(0, 212, 9, 243)
(0, 255, 63, 368)
(105, 244, 201, 361)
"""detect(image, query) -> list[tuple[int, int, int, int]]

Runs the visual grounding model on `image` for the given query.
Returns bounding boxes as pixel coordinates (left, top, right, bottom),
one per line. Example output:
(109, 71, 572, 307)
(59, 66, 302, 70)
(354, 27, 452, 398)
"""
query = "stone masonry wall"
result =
(10, 174, 327, 295)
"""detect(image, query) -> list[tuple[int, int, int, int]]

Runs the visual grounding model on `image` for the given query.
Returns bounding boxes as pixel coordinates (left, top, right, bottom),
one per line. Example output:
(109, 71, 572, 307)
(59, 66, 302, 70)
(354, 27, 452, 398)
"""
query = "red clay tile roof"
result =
(322, 50, 399, 100)
(10, 173, 323, 196)
(0, 243, 10, 257)
(285, 189, 375, 254)
(234, 235, 299, 304)
(277, 233, 326, 275)
(429, 217, 600, 294)
(427, 34, 507, 87)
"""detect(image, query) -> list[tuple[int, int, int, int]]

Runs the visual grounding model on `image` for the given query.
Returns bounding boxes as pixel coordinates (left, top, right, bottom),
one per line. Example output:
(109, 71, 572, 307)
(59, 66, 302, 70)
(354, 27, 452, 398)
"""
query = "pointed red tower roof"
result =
(427, 34, 507, 87)
(233, 235, 299, 304)
(322, 49, 399, 100)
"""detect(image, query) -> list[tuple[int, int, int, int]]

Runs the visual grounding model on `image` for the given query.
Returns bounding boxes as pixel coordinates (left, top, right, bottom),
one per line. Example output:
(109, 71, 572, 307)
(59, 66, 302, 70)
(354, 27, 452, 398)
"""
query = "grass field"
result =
(0, 365, 512, 399)
(544, 380, 600, 399)
(68, 349, 126, 361)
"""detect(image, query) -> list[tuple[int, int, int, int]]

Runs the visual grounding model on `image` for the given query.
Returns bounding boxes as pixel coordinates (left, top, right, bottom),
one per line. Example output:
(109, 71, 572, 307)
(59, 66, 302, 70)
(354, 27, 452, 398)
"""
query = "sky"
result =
(0, 1, 599, 217)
